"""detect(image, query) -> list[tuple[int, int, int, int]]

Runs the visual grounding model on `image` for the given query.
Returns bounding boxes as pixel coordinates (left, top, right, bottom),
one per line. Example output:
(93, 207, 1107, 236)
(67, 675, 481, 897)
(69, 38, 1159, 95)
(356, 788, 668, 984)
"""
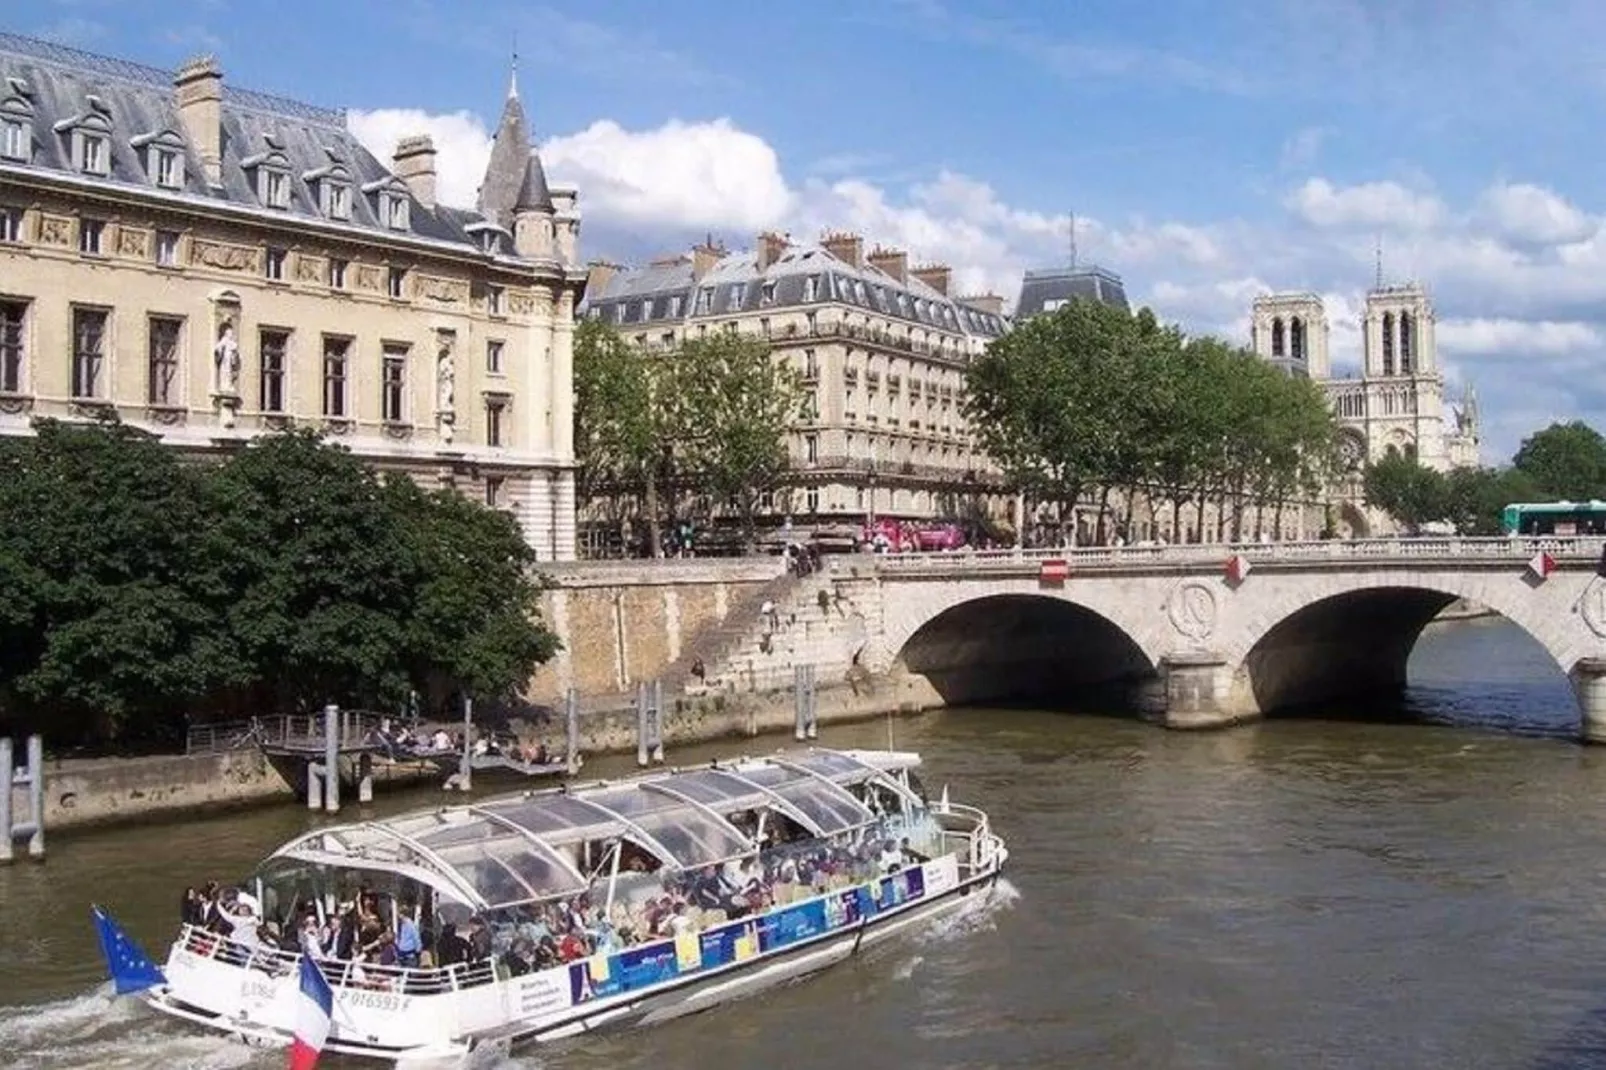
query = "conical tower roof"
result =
(515, 150, 554, 213)
(477, 73, 533, 229)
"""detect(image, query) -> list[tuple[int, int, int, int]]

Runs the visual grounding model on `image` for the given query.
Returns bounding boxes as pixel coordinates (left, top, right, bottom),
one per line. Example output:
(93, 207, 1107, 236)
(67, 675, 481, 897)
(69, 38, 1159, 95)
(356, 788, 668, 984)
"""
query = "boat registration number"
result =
(342, 990, 409, 1013)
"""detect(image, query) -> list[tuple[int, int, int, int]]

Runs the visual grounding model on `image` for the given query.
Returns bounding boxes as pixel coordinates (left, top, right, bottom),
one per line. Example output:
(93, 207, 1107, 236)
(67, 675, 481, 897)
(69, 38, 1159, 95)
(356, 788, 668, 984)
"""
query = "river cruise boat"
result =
(107, 748, 1008, 1067)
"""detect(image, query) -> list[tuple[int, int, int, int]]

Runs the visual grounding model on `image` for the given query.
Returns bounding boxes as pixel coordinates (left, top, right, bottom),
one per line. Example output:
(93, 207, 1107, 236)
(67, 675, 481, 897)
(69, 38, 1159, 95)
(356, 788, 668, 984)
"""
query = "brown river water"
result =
(5, 617, 1606, 1069)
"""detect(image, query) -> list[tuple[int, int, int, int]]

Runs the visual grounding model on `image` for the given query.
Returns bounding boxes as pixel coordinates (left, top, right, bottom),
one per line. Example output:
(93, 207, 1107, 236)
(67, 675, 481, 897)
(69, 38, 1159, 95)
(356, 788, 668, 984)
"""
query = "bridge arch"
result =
(887, 586, 1163, 708)
(1219, 571, 1587, 717)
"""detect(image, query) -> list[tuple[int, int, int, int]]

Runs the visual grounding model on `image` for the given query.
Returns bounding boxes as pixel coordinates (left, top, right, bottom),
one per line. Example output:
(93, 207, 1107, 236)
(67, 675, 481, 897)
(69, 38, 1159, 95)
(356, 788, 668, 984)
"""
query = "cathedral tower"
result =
(1250, 293, 1329, 379)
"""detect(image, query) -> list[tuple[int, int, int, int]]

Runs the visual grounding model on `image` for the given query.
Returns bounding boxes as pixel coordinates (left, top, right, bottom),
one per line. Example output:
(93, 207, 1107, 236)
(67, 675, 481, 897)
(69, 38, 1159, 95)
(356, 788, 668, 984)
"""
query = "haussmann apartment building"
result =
(0, 32, 587, 559)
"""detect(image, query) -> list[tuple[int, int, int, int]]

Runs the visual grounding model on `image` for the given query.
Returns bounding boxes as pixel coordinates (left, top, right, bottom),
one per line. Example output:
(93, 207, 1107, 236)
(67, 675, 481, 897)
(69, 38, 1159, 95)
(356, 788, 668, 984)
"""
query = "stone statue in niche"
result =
(213, 320, 241, 396)
(437, 346, 455, 412)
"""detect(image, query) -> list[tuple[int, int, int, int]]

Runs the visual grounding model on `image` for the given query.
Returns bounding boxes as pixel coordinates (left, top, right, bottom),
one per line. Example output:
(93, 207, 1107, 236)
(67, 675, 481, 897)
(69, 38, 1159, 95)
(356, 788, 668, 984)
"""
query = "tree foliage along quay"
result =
(0, 420, 559, 750)
(1363, 420, 1606, 535)
(575, 320, 803, 554)
(963, 299, 1341, 541)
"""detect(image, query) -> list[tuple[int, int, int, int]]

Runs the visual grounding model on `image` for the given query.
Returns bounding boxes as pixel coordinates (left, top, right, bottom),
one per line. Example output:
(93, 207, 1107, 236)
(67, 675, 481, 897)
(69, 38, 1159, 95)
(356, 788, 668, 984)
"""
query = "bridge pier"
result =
(1572, 657, 1606, 744)
(1161, 651, 1253, 731)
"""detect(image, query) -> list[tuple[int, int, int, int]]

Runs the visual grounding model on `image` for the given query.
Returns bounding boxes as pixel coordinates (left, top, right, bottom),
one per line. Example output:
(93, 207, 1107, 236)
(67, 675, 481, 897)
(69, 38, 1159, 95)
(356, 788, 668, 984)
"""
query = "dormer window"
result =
(303, 158, 353, 221)
(54, 99, 113, 176)
(0, 88, 32, 163)
(130, 129, 186, 190)
(243, 140, 293, 210)
(362, 177, 411, 232)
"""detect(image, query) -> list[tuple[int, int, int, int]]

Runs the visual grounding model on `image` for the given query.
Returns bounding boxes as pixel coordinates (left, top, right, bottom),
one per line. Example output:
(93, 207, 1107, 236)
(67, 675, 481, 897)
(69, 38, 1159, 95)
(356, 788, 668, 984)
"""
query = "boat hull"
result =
(145, 853, 1005, 1067)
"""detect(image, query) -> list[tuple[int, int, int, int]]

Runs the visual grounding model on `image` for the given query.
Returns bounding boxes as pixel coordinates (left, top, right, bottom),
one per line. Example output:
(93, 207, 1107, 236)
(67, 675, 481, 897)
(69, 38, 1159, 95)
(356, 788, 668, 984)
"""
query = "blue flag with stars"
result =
(91, 905, 167, 995)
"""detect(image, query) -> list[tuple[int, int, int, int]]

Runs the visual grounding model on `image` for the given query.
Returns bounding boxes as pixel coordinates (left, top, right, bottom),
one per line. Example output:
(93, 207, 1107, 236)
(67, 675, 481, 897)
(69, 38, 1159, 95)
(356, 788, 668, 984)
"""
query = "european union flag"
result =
(91, 905, 167, 995)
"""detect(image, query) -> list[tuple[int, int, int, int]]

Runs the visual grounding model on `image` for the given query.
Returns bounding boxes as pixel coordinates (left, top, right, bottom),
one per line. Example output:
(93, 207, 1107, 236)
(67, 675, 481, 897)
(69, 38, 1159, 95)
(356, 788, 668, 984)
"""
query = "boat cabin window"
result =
(849, 777, 911, 818)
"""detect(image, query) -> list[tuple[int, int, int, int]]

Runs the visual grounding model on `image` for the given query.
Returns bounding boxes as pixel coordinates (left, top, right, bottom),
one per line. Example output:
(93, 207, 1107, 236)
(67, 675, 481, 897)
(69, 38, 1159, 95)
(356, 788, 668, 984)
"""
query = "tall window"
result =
(485, 476, 504, 508)
(0, 300, 25, 393)
(79, 218, 104, 255)
(804, 348, 818, 379)
(71, 307, 107, 398)
(486, 339, 504, 374)
(1399, 312, 1414, 374)
(0, 117, 27, 161)
(322, 336, 349, 417)
(805, 434, 818, 464)
(0, 206, 20, 243)
(154, 147, 180, 188)
(259, 329, 288, 412)
(155, 230, 180, 267)
(147, 316, 181, 405)
(328, 259, 347, 290)
(80, 133, 107, 175)
(381, 345, 407, 423)
(264, 248, 286, 281)
(486, 399, 506, 447)
(487, 285, 505, 315)
(1290, 318, 1305, 361)
(1381, 311, 1396, 376)
(387, 267, 407, 299)
(263, 170, 290, 209)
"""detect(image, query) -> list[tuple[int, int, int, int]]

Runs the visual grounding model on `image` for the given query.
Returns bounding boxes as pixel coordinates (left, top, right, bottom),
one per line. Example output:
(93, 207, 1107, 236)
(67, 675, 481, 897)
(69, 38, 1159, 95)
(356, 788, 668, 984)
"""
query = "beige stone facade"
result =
(0, 33, 586, 558)
(581, 232, 1014, 545)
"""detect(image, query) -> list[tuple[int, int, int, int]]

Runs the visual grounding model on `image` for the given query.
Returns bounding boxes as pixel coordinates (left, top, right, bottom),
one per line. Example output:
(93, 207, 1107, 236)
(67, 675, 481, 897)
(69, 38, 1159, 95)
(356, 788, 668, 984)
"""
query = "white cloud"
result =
(1477, 182, 1597, 246)
(347, 107, 1606, 462)
(1287, 178, 1444, 230)
(347, 108, 494, 209)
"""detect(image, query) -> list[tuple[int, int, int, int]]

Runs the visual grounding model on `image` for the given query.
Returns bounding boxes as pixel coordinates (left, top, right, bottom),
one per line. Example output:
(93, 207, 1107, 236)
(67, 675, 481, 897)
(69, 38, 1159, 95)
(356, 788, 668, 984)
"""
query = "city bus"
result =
(1500, 501, 1606, 536)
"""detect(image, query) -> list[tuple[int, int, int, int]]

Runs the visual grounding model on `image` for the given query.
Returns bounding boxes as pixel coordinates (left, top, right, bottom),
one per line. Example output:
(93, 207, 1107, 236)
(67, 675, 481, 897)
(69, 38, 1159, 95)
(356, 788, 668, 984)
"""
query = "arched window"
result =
(1290, 317, 1305, 361)
(1398, 312, 1413, 374)
(1271, 317, 1285, 357)
(1381, 312, 1395, 376)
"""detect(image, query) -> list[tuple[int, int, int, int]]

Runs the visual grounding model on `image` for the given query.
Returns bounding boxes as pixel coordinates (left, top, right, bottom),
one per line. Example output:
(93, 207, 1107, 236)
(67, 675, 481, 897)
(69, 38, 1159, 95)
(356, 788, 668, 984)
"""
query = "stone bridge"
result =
(713, 536, 1606, 742)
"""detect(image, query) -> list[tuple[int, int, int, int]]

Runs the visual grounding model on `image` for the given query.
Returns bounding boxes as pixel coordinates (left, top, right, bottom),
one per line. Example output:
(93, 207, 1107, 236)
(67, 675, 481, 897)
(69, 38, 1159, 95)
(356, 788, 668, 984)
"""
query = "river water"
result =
(6, 617, 1606, 1070)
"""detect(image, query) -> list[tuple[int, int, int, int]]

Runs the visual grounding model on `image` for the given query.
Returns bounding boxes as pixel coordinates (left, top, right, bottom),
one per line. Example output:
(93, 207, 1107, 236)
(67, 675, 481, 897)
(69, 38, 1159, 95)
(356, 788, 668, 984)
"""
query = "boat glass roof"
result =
(735, 765, 875, 833)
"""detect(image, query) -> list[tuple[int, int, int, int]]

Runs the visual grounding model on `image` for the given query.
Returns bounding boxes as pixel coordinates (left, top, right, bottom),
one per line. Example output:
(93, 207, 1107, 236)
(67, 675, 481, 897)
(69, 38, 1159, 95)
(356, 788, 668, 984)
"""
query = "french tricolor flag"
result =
(289, 955, 334, 1070)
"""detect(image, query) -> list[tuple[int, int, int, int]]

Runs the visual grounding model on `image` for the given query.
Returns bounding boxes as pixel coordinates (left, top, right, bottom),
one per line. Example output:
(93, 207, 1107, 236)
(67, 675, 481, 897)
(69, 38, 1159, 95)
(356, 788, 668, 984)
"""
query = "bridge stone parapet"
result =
(686, 537, 1606, 742)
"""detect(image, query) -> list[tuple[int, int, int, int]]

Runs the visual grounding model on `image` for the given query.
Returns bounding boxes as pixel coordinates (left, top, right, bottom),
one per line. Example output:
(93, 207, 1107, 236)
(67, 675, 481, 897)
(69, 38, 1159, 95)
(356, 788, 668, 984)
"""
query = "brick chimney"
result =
(868, 247, 908, 284)
(911, 263, 952, 296)
(691, 235, 725, 279)
(173, 55, 223, 186)
(392, 135, 438, 209)
(756, 230, 789, 271)
(821, 231, 863, 269)
(960, 293, 1006, 316)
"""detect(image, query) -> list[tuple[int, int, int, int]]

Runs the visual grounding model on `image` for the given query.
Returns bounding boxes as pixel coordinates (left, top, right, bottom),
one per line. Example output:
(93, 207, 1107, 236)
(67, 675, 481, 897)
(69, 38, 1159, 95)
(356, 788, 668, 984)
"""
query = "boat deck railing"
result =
(177, 925, 497, 994)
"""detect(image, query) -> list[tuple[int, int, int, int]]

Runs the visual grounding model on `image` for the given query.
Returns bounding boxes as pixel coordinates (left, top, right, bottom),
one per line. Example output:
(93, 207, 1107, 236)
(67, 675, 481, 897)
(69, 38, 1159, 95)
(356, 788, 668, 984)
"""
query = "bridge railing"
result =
(848, 535, 1606, 573)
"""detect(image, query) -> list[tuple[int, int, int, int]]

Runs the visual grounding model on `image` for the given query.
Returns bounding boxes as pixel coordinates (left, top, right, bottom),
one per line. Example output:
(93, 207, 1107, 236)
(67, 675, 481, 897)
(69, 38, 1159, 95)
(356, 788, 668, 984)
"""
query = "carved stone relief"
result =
(294, 254, 325, 283)
(508, 290, 536, 316)
(115, 226, 148, 259)
(1581, 578, 1606, 638)
(192, 239, 259, 273)
(38, 214, 73, 246)
(354, 264, 382, 291)
(417, 275, 467, 304)
(1166, 581, 1219, 642)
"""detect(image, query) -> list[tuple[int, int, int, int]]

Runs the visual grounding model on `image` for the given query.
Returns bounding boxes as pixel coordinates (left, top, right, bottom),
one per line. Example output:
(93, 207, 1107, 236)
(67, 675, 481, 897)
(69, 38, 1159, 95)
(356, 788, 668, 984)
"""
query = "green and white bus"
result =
(1500, 501, 1606, 536)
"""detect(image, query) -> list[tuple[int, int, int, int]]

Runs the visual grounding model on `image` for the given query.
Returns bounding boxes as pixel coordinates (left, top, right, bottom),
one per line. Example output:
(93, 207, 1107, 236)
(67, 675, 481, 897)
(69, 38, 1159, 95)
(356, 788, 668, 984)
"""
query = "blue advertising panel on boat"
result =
(577, 941, 681, 1000)
(825, 885, 875, 928)
(876, 866, 927, 911)
(756, 898, 830, 953)
(698, 922, 747, 970)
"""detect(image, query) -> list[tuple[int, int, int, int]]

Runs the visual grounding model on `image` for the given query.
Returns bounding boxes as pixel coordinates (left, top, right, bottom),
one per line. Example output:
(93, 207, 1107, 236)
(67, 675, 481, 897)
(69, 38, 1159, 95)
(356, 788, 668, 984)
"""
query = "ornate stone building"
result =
(1251, 281, 1481, 533)
(0, 33, 586, 558)
(581, 232, 1012, 538)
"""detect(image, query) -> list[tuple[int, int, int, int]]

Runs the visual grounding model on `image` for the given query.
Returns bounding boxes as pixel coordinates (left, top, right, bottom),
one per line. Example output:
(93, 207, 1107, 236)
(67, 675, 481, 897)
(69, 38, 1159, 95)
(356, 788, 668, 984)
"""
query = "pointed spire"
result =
(508, 33, 519, 99)
(515, 150, 553, 213)
(477, 75, 535, 227)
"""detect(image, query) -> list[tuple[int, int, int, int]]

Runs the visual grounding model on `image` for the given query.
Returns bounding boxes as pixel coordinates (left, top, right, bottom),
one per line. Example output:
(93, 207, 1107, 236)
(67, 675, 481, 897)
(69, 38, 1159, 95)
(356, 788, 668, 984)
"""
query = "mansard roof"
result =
(1015, 265, 1129, 318)
(0, 32, 520, 257)
(584, 240, 1010, 341)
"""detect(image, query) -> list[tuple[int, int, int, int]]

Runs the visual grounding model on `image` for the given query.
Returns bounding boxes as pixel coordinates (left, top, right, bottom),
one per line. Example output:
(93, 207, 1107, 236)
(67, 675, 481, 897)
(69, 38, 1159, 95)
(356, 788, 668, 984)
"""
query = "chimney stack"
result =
(173, 55, 223, 187)
(691, 235, 725, 279)
(821, 231, 863, 269)
(585, 260, 621, 302)
(392, 135, 438, 209)
(911, 263, 952, 296)
(756, 230, 789, 272)
(868, 247, 908, 284)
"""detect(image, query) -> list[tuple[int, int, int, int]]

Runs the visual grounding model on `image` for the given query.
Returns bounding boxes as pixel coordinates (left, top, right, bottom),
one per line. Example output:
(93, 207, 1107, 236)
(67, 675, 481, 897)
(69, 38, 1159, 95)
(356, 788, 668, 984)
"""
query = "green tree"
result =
(1363, 451, 1448, 533)
(385, 478, 561, 709)
(574, 317, 663, 551)
(0, 419, 237, 746)
(670, 332, 803, 551)
(1512, 420, 1606, 500)
(1441, 465, 1544, 535)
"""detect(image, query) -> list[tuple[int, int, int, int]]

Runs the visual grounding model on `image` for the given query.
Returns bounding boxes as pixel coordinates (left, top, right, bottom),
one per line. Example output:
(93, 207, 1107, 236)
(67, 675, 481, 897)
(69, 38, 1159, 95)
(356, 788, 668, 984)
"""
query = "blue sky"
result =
(17, 0, 1606, 461)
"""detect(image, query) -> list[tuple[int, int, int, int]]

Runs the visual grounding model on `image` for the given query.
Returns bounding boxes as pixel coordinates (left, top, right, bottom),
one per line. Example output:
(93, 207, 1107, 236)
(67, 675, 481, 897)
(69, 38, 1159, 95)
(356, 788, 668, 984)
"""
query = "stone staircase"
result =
(703, 562, 887, 695)
(657, 569, 804, 695)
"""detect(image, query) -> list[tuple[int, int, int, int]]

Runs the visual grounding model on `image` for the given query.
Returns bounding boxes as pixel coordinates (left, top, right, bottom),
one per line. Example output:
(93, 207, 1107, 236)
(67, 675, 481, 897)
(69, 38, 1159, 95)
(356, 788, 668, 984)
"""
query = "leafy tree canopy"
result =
(1512, 420, 1606, 501)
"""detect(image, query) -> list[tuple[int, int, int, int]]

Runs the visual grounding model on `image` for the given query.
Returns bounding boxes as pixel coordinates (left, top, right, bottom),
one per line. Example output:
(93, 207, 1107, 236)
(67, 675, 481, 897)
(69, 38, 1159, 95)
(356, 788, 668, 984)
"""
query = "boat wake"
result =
(0, 986, 264, 1070)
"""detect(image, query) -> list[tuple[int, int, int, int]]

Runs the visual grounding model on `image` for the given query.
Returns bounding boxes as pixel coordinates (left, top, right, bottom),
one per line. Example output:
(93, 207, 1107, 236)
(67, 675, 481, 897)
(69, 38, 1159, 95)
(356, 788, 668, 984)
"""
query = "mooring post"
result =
(357, 752, 373, 805)
(794, 665, 806, 741)
(25, 735, 43, 859)
(459, 696, 473, 794)
(564, 687, 580, 774)
(307, 762, 324, 811)
(635, 681, 649, 767)
(805, 665, 819, 739)
(0, 737, 13, 864)
(650, 679, 665, 764)
(323, 703, 340, 814)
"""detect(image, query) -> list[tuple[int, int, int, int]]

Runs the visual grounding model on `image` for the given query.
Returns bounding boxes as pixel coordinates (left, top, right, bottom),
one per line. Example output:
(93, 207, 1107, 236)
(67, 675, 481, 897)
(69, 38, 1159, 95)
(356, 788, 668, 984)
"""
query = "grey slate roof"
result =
(1015, 265, 1130, 318)
(476, 87, 547, 228)
(584, 241, 1009, 341)
(514, 150, 553, 213)
(0, 31, 513, 253)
